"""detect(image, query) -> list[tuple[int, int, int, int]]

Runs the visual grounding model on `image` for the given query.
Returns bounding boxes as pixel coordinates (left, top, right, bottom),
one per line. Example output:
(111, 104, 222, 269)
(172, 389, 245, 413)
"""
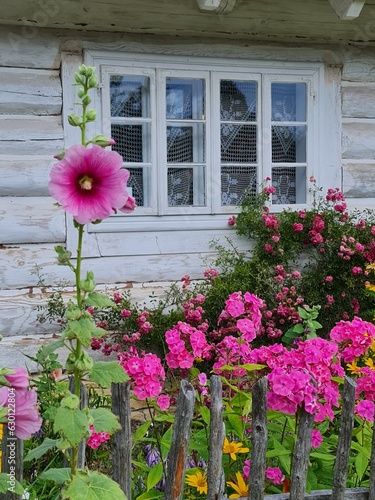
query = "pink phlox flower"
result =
(243, 459, 251, 481)
(266, 467, 285, 485)
(311, 429, 323, 448)
(355, 400, 375, 422)
(225, 295, 245, 318)
(87, 425, 110, 450)
(236, 318, 256, 342)
(157, 394, 171, 411)
(49, 144, 131, 224)
(197, 372, 207, 386)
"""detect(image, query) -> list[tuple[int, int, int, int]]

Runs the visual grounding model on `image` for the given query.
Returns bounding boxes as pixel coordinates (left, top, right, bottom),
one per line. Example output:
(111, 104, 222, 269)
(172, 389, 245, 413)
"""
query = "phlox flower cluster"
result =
(217, 291, 264, 342)
(329, 316, 375, 363)
(118, 348, 165, 400)
(87, 425, 110, 449)
(165, 321, 212, 370)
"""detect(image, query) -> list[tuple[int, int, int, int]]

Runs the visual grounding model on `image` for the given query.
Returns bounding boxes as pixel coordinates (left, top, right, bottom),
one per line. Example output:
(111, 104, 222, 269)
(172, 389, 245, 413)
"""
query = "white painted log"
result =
(329, 0, 365, 20)
(0, 25, 60, 69)
(0, 68, 61, 115)
(0, 244, 219, 289)
(0, 115, 63, 141)
(0, 197, 65, 244)
(94, 229, 250, 257)
(342, 82, 375, 118)
(342, 161, 375, 197)
(196, 0, 237, 14)
(342, 120, 375, 159)
(0, 115, 64, 155)
(0, 155, 53, 196)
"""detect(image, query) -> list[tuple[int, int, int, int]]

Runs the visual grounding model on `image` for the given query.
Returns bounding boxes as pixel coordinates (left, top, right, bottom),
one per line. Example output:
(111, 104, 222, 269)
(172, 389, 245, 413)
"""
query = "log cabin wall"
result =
(0, 11, 374, 359)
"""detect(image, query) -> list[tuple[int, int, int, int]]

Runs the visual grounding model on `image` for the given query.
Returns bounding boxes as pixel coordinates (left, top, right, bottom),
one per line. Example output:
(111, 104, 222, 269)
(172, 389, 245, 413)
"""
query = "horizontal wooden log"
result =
(0, 139, 64, 156)
(0, 115, 63, 141)
(0, 244, 221, 288)
(342, 83, 375, 119)
(0, 197, 65, 244)
(94, 229, 250, 257)
(343, 162, 375, 198)
(0, 68, 61, 115)
(0, 25, 60, 69)
(0, 155, 53, 196)
(342, 121, 375, 159)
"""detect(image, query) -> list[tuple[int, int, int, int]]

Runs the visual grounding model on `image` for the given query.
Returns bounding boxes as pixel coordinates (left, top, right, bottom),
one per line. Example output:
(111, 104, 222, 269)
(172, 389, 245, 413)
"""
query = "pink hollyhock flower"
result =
(355, 400, 375, 421)
(311, 429, 323, 448)
(49, 144, 131, 224)
(266, 467, 285, 485)
(0, 387, 42, 440)
(157, 394, 171, 411)
(4, 367, 29, 390)
(120, 195, 136, 213)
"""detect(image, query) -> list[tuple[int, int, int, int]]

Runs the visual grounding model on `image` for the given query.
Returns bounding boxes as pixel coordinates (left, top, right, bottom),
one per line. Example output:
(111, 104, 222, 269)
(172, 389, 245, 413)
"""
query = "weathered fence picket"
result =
(112, 381, 132, 500)
(1, 374, 375, 499)
(164, 379, 196, 500)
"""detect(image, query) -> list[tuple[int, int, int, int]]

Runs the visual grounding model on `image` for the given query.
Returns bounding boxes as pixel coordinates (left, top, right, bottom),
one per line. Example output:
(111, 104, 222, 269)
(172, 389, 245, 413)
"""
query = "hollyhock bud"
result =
(79, 271, 96, 292)
(68, 114, 81, 127)
(120, 195, 136, 213)
(90, 135, 116, 148)
(85, 109, 97, 122)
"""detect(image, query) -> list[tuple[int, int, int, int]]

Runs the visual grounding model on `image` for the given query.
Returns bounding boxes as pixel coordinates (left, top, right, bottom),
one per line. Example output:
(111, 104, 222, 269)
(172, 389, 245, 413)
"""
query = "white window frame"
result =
(63, 50, 339, 253)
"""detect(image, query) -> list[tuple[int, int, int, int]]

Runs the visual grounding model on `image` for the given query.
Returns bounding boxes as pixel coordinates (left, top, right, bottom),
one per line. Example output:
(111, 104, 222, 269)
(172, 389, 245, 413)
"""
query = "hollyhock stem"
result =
(71, 223, 84, 477)
(146, 399, 167, 480)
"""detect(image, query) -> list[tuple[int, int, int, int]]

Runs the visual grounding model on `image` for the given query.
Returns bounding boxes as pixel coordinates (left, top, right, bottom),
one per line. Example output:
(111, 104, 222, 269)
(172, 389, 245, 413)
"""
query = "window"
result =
(85, 52, 325, 226)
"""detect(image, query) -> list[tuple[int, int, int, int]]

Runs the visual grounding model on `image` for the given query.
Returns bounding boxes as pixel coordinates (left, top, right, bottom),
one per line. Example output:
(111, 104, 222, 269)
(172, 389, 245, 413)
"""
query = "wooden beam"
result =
(329, 0, 365, 20)
(196, 0, 237, 14)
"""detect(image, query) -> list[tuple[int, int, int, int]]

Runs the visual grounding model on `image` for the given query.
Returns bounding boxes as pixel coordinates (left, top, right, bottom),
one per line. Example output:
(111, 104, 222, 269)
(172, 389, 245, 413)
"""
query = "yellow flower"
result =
(185, 470, 208, 494)
(365, 357, 375, 370)
(223, 437, 249, 461)
(347, 360, 362, 375)
(365, 283, 375, 292)
(227, 471, 249, 498)
(0, 423, 3, 440)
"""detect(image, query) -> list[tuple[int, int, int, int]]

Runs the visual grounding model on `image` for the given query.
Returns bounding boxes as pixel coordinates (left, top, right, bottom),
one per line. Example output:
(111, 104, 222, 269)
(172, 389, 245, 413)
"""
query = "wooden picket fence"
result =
(2, 375, 375, 499)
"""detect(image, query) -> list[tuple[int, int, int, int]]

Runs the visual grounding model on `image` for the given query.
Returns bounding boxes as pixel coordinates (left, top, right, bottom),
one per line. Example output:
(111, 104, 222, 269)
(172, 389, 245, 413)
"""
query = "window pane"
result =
(272, 126, 306, 163)
(111, 124, 151, 163)
(127, 167, 151, 207)
(221, 166, 257, 206)
(272, 167, 306, 204)
(110, 75, 150, 118)
(168, 167, 206, 206)
(167, 124, 205, 163)
(221, 124, 257, 163)
(271, 83, 306, 122)
(166, 79, 205, 120)
(220, 80, 257, 121)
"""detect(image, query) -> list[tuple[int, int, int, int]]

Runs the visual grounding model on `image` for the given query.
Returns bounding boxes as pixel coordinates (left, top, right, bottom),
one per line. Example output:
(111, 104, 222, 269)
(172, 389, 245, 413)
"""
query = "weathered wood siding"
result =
(0, 21, 375, 344)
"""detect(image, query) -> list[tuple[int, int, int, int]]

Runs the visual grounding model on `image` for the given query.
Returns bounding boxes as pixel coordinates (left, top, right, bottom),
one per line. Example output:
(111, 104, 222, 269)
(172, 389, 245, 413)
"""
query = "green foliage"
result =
(61, 470, 127, 500)
(89, 361, 129, 388)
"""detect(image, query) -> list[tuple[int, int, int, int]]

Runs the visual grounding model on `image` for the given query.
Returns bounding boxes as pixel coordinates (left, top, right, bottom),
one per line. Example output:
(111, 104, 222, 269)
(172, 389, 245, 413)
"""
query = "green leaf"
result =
(54, 406, 89, 447)
(146, 461, 164, 491)
(89, 361, 129, 388)
(160, 425, 173, 459)
(36, 339, 65, 363)
(199, 405, 210, 426)
(355, 451, 369, 481)
(40, 468, 71, 485)
(85, 292, 114, 308)
(219, 363, 265, 372)
(133, 420, 151, 442)
(226, 412, 244, 439)
(67, 318, 95, 347)
(89, 408, 121, 434)
(136, 491, 163, 500)
(24, 437, 59, 462)
(61, 470, 127, 500)
(0, 473, 24, 494)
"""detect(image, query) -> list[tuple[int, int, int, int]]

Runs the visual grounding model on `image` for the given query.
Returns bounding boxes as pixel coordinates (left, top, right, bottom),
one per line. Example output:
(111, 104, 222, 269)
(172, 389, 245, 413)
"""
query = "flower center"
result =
(79, 175, 93, 190)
